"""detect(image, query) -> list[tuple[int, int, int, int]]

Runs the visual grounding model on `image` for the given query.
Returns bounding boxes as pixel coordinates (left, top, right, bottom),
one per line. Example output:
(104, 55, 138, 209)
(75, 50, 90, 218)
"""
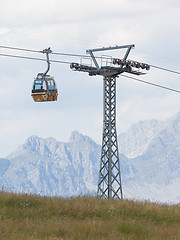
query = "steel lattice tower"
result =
(97, 75, 123, 199)
(70, 44, 150, 199)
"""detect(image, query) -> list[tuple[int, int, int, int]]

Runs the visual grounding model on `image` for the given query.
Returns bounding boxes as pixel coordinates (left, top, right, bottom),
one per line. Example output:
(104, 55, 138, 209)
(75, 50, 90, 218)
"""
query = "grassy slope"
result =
(0, 191, 180, 240)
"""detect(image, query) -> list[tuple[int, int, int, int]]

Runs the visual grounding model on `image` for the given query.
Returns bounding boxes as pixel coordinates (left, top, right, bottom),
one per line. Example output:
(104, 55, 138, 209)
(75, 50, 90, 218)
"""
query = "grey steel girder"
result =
(98, 76, 123, 199)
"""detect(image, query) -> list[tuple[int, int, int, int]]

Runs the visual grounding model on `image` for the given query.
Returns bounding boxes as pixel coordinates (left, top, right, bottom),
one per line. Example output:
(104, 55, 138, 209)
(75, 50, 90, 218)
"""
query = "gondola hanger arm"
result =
(42, 47, 52, 77)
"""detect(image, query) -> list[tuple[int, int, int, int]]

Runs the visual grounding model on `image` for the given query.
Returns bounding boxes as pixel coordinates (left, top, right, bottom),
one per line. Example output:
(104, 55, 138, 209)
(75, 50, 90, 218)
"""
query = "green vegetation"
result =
(0, 191, 180, 240)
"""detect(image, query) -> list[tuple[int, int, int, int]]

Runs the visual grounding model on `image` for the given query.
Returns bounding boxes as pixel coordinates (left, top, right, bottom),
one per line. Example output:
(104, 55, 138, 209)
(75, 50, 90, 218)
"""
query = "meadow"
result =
(0, 191, 179, 240)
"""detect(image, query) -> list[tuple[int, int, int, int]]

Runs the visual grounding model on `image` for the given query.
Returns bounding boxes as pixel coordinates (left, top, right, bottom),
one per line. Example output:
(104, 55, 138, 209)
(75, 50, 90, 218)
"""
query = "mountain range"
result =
(0, 112, 180, 203)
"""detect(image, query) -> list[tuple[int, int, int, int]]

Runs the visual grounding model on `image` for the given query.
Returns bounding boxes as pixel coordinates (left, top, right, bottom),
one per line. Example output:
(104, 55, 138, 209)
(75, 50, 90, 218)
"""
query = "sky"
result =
(0, 0, 180, 157)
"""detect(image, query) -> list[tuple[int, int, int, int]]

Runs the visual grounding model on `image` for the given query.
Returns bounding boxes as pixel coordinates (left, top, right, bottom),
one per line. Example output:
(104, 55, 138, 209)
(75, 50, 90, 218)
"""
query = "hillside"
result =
(0, 191, 179, 240)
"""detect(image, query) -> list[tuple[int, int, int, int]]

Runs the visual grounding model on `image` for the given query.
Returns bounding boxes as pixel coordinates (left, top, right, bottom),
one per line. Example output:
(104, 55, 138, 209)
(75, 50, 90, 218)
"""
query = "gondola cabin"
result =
(31, 73, 58, 102)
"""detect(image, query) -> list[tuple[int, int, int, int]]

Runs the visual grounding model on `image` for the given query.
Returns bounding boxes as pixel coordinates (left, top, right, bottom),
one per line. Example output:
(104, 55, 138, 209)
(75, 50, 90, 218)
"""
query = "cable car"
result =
(31, 47, 58, 102)
(31, 73, 58, 102)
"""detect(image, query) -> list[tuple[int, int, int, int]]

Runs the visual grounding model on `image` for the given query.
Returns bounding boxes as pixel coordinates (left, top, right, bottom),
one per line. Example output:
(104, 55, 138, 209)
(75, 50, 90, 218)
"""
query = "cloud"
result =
(0, 0, 180, 157)
(117, 92, 180, 133)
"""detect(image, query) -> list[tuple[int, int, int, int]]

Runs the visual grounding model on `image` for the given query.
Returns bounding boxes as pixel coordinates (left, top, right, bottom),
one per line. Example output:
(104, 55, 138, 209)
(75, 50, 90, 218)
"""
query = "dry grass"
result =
(0, 191, 180, 240)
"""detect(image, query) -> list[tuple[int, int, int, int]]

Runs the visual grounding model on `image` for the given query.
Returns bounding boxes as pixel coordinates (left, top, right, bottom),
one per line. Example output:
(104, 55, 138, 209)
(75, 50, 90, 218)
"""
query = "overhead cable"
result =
(0, 45, 42, 53)
(1, 45, 180, 75)
(0, 50, 179, 94)
(52, 51, 89, 58)
(149, 64, 180, 75)
(0, 45, 89, 58)
(121, 74, 180, 94)
(0, 53, 71, 65)
(0, 45, 106, 59)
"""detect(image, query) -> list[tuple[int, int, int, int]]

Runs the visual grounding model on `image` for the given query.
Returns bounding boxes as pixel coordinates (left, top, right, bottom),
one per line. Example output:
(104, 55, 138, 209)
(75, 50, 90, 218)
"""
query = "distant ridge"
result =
(0, 112, 180, 203)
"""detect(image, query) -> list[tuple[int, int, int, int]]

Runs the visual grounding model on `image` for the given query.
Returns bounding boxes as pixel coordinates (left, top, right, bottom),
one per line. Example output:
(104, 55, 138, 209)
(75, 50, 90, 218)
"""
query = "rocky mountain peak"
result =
(118, 119, 162, 158)
(69, 131, 97, 147)
(25, 135, 41, 146)
(118, 112, 180, 159)
(1, 112, 180, 203)
(69, 131, 83, 141)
